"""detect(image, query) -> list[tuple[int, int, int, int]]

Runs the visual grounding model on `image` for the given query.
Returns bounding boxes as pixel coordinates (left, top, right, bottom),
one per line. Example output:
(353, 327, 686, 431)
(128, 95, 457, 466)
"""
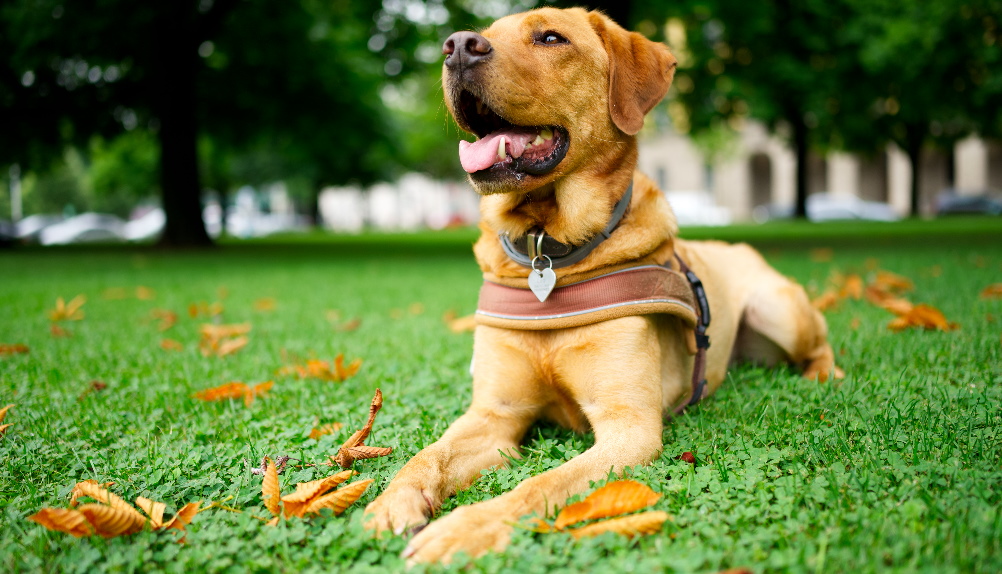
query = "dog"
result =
(364, 7, 839, 563)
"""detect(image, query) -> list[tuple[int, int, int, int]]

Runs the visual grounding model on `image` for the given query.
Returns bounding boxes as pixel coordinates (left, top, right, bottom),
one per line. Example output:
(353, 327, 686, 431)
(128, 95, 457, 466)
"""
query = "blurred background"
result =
(1, 0, 999, 247)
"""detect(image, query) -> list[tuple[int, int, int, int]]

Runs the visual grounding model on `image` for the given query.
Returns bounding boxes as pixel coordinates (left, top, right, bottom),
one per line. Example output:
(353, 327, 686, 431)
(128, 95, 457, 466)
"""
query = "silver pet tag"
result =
(529, 255, 556, 302)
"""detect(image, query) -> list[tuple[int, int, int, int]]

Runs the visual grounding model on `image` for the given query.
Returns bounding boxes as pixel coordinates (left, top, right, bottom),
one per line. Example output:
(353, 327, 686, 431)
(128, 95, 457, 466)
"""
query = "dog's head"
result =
(443, 8, 676, 198)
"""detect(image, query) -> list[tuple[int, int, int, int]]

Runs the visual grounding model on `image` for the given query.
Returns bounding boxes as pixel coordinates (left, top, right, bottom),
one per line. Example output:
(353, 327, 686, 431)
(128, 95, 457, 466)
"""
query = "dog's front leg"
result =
(403, 319, 666, 563)
(364, 334, 543, 535)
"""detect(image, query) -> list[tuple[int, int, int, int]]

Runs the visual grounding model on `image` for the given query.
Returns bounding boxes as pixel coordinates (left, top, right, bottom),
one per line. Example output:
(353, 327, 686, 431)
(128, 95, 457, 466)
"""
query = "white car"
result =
(39, 213, 126, 245)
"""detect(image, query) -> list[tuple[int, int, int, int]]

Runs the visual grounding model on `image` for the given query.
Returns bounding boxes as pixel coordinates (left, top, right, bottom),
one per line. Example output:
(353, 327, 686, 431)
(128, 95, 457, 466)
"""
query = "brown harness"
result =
(475, 257, 712, 413)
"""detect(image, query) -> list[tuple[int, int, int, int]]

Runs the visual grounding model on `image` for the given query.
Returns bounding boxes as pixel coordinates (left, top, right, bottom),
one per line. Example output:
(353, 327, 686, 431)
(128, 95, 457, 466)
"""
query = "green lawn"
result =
(1, 218, 1000, 573)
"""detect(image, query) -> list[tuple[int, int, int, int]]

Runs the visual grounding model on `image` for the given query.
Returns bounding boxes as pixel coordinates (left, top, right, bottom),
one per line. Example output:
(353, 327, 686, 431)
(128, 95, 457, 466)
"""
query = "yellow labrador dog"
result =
(365, 7, 839, 563)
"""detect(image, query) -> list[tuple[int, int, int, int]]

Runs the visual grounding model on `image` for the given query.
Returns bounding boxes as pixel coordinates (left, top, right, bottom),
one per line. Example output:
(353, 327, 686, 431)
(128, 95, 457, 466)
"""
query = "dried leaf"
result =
(135, 496, 166, 528)
(334, 354, 362, 381)
(568, 510, 670, 540)
(151, 309, 177, 331)
(0, 423, 11, 436)
(77, 380, 107, 401)
(888, 304, 959, 332)
(309, 422, 344, 440)
(48, 295, 86, 321)
(676, 451, 696, 465)
(78, 503, 148, 537)
(262, 458, 282, 516)
(980, 283, 1002, 299)
(334, 318, 361, 332)
(28, 508, 94, 537)
(254, 297, 277, 311)
(0, 344, 29, 355)
(865, 284, 915, 315)
(334, 389, 385, 468)
(135, 286, 156, 300)
(553, 480, 661, 530)
(161, 502, 201, 531)
(102, 287, 129, 300)
(408, 303, 425, 315)
(215, 336, 249, 357)
(811, 290, 839, 312)
(839, 274, 863, 300)
(0, 404, 12, 424)
(189, 301, 224, 318)
(160, 338, 184, 352)
(70, 481, 141, 520)
(265, 516, 280, 527)
(50, 324, 72, 338)
(345, 446, 393, 460)
(193, 381, 272, 406)
(281, 470, 356, 518)
(873, 270, 914, 293)
(303, 478, 373, 516)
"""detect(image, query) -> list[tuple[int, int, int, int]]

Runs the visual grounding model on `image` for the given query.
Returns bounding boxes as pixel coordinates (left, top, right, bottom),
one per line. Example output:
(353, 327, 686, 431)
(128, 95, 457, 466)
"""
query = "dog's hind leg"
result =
(737, 268, 841, 381)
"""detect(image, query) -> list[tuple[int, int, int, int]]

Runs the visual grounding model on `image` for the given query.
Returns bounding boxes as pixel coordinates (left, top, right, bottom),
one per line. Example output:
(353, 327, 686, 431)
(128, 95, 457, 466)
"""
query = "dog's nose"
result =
(443, 31, 492, 68)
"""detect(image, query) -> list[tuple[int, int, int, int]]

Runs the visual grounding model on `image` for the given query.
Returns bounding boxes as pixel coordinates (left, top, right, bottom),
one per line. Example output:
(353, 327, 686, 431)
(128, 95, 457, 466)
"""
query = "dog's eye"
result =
(536, 31, 568, 45)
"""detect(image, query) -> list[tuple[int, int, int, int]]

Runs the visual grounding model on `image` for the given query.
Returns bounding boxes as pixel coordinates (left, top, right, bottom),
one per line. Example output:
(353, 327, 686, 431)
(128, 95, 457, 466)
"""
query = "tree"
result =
(1, 0, 395, 246)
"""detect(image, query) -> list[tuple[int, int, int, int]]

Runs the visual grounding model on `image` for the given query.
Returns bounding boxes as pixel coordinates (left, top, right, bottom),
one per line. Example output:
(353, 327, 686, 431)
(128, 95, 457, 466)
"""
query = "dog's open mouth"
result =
(456, 90, 569, 177)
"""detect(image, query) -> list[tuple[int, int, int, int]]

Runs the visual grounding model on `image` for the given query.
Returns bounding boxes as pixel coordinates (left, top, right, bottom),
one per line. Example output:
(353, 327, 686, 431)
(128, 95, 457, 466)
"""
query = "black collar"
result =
(499, 182, 633, 269)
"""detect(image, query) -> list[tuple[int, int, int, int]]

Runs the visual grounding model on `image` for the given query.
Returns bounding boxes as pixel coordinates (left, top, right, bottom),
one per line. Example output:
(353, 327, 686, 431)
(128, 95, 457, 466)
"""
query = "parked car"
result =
(935, 190, 1002, 216)
(123, 207, 165, 241)
(15, 214, 65, 242)
(38, 213, 126, 245)
(753, 193, 900, 223)
(664, 191, 732, 226)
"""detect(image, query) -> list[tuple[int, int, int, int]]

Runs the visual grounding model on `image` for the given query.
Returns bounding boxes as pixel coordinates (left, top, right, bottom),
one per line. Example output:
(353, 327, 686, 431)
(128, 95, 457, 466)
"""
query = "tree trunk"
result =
(792, 114, 810, 219)
(904, 123, 925, 217)
(153, 3, 212, 248)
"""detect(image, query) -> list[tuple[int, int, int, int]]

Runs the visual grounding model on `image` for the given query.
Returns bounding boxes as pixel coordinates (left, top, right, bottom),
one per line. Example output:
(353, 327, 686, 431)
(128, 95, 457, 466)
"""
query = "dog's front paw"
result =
(402, 502, 513, 564)
(363, 485, 433, 535)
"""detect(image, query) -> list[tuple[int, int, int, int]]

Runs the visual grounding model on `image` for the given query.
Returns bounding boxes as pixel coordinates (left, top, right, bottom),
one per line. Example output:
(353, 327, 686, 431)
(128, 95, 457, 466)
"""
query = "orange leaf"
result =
(0, 344, 29, 355)
(0, 404, 12, 424)
(28, 508, 95, 537)
(151, 309, 177, 331)
(303, 479, 373, 516)
(309, 422, 343, 440)
(50, 324, 72, 338)
(215, 335, 249, 357)
(333, 389, 385, 468)
(345, 446, 392, 460)
(980, 283, 1002, 299)
(77, 503, 148, 537)
(160, 338, 184, 352)
(334, 354, 362, 381)
(873, 270, 914, 293)
(262, 458, 282, 517)
(135, 496, 166, 528)
(199, 323, 249, 340)
(887, 303, 959, 332)
(193, 382, 250, 402)
(254, 297, 277, 311)
(281, 470, 356, 518)
(70, 481, 140, 520)
(161, 502, 201, 532)
(839, 274, 863, 300)
(0, 423, 11, 436)
(553, 480, 661, 530)
(48, 295, 86, 321)
(135, 286, 156, 300)
(335, 318, 362, 332)
(567, 510, 670, 540)
(811, 290, 839, 312)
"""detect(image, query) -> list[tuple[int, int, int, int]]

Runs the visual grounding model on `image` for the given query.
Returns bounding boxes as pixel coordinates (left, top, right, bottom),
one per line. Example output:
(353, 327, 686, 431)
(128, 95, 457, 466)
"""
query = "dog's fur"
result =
(364, 7, 839, 562)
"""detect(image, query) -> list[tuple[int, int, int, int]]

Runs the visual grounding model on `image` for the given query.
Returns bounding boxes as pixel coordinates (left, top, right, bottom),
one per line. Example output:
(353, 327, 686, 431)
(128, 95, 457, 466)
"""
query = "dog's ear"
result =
(589, 11, 677, 135)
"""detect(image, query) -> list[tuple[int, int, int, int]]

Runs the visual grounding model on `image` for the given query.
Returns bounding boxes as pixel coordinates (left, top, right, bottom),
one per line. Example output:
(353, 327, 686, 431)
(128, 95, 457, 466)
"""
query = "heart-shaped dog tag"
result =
(528, 267, 557, 302)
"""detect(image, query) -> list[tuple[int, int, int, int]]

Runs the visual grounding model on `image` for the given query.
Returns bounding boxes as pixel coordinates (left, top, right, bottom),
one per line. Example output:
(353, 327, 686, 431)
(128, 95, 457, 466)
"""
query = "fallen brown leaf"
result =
(283, 355, 362, 382)
(334, 318, 362, 332)
(408, 303, 425, 315)
(553, 480, 661, 530)
(160, 338, 184, 352)
(302, 478, 373, 516)
(839, 274, 863, 300)
(50, 324, 72, 338)
(151, 309, 178, 331)
(254, 298, 277, 311)
(887, 304, 959, 332)
(980, 283, 1002, 299)
(199, 323, 251, 357)
(872, 270, 914, 293)
(309, 422, 344, 441)
(281, 470, 356, 518)
(48, 295, 86, 321)
(188, 301, 224, 318)
(135, 286, 156, 300)
(811, 290, 839, 312)
(0, 404, 13, 424)
(676, 451, 696, 465)
(333, 389, 392, 468)
(193, 381, 273, 407)
(262, 458, 282, 517)
(0, 344, 29, 355)
(27, 508, 95, 537)
(568, 510, 670, 539)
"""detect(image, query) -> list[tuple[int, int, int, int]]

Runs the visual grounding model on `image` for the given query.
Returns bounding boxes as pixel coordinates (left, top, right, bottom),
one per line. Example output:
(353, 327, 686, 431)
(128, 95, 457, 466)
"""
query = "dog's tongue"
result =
(458, 129, 536, 173)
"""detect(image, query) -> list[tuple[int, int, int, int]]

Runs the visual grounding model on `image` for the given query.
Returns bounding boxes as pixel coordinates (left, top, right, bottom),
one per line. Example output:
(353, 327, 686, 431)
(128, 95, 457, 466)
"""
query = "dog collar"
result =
(499, 182, 633, 270)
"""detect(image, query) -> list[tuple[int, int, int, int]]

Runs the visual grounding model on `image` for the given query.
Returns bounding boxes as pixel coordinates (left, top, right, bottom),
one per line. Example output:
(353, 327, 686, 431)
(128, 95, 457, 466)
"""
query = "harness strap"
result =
(673, 254, 711, 414)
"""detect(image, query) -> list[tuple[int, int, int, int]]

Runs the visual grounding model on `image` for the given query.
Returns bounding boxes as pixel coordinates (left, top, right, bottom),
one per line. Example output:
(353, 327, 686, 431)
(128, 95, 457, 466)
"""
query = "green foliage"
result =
(88, 131, 160, 205)
(1, 221, 1000, 572)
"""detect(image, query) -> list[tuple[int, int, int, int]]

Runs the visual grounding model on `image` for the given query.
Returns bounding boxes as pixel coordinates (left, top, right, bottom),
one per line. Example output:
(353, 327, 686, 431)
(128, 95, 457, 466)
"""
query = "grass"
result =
(1, 217, 1000, 573)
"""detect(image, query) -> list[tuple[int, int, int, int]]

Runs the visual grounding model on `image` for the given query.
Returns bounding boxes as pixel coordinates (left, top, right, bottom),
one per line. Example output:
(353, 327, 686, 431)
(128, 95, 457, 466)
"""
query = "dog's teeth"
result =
(525, 141, 533, 149)
(533, 134, 544, 146)
(541, 128, 553, 141)
(497, 136, 507, 161)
